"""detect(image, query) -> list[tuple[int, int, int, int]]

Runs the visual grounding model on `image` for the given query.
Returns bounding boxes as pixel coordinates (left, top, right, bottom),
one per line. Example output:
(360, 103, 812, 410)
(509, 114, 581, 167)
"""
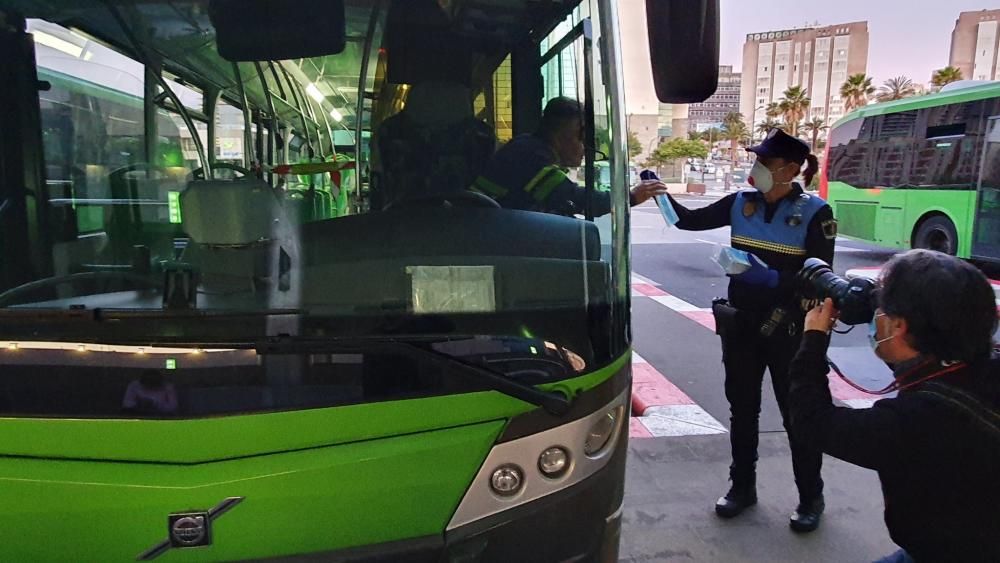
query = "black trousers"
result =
(719, 311, 824, 501)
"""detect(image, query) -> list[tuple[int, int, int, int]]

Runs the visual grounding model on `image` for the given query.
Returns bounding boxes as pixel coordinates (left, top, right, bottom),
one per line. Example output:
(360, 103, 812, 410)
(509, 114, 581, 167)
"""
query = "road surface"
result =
(620, 194, 900, 562)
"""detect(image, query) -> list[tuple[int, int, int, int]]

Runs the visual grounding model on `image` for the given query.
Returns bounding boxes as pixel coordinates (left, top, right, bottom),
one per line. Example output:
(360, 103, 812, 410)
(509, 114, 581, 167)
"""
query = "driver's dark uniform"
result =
(472, 134, 615, 216)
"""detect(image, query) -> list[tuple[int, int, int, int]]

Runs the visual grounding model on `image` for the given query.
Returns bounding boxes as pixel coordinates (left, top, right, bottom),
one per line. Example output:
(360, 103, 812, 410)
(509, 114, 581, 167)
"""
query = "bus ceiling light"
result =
(489, 465, 523, 497)
(77, 344, 86, 353)
(538, 447, 569, 478)
(329, 108, 343, 122)
(7, 342, 18, 351)
(305, 83, 325, 103)
(584, 406, 624, 456)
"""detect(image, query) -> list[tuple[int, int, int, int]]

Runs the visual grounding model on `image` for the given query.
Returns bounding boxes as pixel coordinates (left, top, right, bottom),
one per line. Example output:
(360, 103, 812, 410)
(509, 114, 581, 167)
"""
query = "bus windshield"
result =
(0, 0, 630, 417)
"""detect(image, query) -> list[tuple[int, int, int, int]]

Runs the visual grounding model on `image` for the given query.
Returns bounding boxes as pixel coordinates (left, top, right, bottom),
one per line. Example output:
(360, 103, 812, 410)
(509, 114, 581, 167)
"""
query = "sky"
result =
(719, 0, 999, 86)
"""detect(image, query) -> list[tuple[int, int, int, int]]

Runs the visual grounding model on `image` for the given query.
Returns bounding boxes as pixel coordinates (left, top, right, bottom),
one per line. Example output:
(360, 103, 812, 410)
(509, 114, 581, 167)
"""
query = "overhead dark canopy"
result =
(1, 0, 579, 132)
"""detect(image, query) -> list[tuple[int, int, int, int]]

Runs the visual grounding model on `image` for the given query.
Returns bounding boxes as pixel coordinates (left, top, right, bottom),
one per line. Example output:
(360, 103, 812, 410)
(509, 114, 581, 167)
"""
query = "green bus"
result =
(822, 81, 1000, 262)
(0, 0, 717, 561)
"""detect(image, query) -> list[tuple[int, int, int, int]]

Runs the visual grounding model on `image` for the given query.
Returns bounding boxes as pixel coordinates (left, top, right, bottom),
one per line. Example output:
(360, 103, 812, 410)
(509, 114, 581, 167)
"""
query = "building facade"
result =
(950, 10, 1000, 81)
(740, 22, 869, 131)
(688, 65, 741, 132)
(616, 0, 661, 163)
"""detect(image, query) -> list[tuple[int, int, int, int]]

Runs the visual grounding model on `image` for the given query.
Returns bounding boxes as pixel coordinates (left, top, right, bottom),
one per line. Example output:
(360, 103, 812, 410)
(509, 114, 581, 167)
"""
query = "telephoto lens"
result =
(797, 258, 877, 325)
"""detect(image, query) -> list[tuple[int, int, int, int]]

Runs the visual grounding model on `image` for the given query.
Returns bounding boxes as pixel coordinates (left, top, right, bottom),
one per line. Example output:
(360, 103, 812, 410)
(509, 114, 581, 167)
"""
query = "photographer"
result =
(790, 250, 999, 562)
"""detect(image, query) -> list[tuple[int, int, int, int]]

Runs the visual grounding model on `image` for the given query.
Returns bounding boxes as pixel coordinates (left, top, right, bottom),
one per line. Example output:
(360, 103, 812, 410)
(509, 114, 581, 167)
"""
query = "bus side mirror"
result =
(646, 0, 719, 103)
(209, 0, 346, 61)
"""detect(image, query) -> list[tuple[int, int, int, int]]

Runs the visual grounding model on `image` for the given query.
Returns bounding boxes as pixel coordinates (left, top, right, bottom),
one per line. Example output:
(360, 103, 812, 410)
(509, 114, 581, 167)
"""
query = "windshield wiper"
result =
(256, 336, 573, 416)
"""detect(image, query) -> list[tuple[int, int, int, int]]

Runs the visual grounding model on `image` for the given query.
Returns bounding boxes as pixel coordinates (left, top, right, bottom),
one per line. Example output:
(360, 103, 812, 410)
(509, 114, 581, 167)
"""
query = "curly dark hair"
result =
(879, 249, 997, 363)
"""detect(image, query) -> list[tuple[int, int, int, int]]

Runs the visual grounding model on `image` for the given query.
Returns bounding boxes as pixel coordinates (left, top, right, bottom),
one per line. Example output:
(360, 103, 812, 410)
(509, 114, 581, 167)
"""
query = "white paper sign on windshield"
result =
(408, 265, 496, 314)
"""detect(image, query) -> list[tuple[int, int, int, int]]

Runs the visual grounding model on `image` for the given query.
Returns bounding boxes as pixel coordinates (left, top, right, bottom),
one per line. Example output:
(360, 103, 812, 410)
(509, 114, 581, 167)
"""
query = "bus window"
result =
(914, 101, 986, 189)
(215, 99, 246, 167)
(161, 75, 207, 171)
(163, 73, 203, 112)
(826, 116, 866, 187)
(31, 19, 147, 242)
(493, 55, 513, 143)
(870, 112, 917, 188)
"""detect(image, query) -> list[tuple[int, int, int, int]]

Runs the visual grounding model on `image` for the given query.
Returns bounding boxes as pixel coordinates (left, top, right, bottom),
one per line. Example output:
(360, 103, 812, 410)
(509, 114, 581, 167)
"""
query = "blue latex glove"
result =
(731, 253, 779, 288)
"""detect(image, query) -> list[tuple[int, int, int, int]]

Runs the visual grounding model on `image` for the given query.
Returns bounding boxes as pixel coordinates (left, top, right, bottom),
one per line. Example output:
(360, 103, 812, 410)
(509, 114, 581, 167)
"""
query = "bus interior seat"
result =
(104, 168, 186, 264)
(180, 178, 281, 286)
(375, 81, 495, 209)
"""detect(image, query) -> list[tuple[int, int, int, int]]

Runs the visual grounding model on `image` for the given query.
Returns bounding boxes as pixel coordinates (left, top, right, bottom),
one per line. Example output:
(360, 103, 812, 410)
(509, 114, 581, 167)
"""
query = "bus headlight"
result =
(490, 465, 524, 496)
(584, 406, 623, 456)
(448, 389, 628, 531)
(538, 447, 569, 478)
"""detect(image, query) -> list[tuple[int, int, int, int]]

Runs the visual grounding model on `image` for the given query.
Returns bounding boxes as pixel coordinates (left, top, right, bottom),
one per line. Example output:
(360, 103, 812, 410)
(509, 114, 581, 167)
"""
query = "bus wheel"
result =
(914, 215, 958, 255)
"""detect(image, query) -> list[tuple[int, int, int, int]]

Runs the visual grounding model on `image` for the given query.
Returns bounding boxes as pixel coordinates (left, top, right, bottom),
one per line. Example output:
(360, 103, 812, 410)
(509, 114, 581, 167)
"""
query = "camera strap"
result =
(826, 357, 967, 396)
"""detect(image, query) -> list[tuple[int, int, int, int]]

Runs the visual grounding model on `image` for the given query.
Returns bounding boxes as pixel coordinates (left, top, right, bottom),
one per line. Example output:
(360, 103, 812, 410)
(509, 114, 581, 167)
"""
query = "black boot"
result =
(715, 474, 757, 518)
(789, 494, 825, 533)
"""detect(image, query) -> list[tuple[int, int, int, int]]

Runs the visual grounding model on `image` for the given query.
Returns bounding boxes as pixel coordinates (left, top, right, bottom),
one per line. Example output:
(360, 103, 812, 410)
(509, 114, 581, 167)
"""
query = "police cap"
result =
(747, 128, 810, 165)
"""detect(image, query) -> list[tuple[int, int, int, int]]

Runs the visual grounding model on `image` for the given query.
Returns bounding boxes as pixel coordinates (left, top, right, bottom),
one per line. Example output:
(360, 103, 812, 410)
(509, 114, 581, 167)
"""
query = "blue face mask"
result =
(868, 312, 893, 352)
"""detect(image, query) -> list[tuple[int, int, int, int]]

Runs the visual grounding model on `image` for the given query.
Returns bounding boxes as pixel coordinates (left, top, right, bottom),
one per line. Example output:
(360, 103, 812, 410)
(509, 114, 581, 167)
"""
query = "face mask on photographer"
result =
(868, 311, 895, 354)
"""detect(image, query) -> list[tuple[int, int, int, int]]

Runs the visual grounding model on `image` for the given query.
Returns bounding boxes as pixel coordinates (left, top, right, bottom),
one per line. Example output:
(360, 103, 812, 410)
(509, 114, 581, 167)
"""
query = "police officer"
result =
(663, 128, 837, 532)
(472, 97, 665, 216)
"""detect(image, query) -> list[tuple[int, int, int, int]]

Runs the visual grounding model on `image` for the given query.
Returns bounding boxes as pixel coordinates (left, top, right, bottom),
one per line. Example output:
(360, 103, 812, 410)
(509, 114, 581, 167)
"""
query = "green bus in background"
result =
(822, 81, 1000, 262)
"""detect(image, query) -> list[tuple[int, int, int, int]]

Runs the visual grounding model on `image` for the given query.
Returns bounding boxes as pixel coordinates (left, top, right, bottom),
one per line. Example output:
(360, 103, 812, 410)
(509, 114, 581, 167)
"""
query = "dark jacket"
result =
(789, 332, 1000, 562)
(667, 185, 835, 313)
(473, 135, 615, 216)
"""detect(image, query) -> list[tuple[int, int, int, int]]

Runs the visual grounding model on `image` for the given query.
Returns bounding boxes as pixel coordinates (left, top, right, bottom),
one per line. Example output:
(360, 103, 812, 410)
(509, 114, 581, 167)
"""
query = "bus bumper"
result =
(259, 430, 627, 563)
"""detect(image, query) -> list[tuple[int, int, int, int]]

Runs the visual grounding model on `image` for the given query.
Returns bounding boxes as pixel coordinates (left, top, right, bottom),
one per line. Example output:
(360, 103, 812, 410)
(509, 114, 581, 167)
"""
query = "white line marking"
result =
(630, 272, 661, 286)
(631, 351, 648, 364)
(639, 404, 727, 437)
(651, 295, 704, 312)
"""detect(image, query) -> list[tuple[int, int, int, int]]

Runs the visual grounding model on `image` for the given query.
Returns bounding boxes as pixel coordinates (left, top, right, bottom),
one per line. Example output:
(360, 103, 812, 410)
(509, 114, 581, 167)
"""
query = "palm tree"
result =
(765, 102, 782, 119)
(721, 112, 749, 167)
(802, 118, 828, 150)
(931, 66, 963, 90)
(840, 73, 875, 112)
(778, 86, 810, 136)
(876, 76, 917, 102)
(756, 118, 783, 138)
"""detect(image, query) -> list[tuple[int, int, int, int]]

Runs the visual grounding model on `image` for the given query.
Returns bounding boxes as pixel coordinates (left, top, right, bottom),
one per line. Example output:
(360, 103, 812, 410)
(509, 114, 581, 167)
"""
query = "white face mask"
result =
(749, 160, 774, 193)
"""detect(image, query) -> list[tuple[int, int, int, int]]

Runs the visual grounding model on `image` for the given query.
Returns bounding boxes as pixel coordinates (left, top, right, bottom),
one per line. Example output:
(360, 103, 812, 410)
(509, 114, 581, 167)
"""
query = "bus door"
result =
(972, 116, 1000, 262)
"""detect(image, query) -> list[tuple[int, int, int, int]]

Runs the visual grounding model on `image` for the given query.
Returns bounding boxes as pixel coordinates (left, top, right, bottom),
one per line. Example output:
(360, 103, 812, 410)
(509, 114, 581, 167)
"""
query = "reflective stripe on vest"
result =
(729, 190, 827, 256)
(471, 175, 509, 197)
(523, 165, 568, 202)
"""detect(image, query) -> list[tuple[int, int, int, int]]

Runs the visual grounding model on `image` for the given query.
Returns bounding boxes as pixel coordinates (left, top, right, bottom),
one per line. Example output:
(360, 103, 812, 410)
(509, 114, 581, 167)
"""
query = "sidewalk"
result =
(621, 433, 897, 562)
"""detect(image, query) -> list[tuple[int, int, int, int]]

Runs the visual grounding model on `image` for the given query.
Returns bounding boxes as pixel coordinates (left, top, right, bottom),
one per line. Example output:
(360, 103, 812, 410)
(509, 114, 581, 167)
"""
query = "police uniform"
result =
(471, 134, 617, 216)
(665, 129, 837, 529)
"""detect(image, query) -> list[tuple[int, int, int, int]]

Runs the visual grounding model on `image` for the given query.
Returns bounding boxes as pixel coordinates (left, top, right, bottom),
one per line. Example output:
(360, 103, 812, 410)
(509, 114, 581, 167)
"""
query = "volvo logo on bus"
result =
(169, 513, 209, 547)
(137, 497, 244, 560)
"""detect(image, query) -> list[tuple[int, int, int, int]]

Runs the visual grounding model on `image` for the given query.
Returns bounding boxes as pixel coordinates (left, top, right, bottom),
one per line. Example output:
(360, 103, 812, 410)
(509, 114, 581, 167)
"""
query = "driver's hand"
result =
(630, 180, 668, 206)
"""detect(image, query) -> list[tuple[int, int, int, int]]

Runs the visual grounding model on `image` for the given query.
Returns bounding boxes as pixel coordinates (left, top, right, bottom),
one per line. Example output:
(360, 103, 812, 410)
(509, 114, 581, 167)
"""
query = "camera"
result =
(797, 258, 877, 325)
